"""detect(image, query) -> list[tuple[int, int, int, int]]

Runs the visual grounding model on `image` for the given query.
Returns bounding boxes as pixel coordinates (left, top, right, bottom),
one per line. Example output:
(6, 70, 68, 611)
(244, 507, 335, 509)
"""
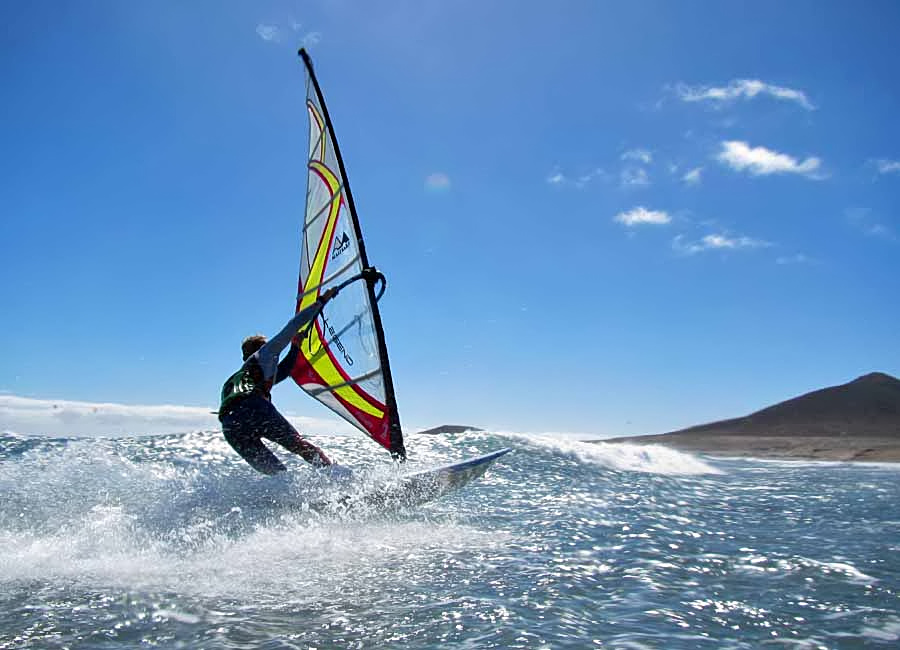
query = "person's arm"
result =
(257, 287, 340, 372)
(274, 344, 299, 385)
(264, 295, 324, 357)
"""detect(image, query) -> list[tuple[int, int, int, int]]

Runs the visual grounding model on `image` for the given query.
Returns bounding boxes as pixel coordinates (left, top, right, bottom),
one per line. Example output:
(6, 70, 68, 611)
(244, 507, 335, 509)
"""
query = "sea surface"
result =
(1, 429, 898, 649)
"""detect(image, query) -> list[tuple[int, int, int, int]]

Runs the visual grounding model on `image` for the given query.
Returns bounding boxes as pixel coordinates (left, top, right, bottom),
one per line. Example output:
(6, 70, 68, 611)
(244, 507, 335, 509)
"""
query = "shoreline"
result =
(591, 435, 900, 463)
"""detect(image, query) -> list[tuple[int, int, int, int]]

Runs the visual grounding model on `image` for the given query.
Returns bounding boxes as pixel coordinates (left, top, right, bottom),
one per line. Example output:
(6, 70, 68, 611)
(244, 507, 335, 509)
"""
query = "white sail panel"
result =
(289, 51, 404, 458)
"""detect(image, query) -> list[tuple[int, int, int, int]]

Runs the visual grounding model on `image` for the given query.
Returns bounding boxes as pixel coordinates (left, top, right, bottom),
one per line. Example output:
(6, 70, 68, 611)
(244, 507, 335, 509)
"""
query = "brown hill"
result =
(665, 372, 900, 438)
(603, 372, 900, 461)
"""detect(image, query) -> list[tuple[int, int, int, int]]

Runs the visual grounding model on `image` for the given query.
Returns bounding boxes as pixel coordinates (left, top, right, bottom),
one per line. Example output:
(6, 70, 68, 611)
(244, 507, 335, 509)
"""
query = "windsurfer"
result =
(218, 287, 348, 476)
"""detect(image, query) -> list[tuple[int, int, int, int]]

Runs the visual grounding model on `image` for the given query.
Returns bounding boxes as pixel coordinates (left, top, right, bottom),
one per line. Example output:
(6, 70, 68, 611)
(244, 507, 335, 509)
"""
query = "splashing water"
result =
(1, 430, 898, 648)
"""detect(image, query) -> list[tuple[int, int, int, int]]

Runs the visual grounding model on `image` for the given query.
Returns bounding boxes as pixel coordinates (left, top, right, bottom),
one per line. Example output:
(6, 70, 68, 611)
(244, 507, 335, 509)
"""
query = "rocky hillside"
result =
(598, 373, 900, 461)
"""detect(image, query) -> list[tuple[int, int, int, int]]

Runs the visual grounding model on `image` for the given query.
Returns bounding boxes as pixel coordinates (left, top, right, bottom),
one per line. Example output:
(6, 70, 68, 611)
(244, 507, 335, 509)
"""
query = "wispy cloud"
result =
(617, 149, 652, 189)
(716, 141, 823, 178)
(256, 24, 281, 42)
(546, 167, 606, 189)
(546, 170, 566, 185)
(674, 79, 814, 110)
(776, 253, 814, 265)
(620, 167, 650, 188)
(257, 19, 320, 48)
(302, 32, 322, 48)
(845, 208, 895, 240)
(682, 167, 703, 186)
(576, 169, 607, 187)
(621, 148, 653, 164)
(424, 172, 451, 192)
(614, 206, 671, 227)
(872, 159, 900, 175)
(673, 233, 770, 255)
(0, 395, 353, 438)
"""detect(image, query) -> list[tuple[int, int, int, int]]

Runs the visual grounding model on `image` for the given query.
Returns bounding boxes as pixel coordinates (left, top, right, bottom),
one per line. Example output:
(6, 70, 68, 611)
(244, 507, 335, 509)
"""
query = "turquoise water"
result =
(1, 430, 898, 648)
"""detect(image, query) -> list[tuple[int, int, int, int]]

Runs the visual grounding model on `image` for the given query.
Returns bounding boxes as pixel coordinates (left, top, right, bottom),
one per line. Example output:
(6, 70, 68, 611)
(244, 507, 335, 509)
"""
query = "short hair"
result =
(241, 335, 267, 361)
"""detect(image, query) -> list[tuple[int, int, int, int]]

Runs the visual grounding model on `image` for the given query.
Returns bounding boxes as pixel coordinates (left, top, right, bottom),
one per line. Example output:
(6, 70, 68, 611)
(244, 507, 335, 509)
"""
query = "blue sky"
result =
(2, 0, 899, 437)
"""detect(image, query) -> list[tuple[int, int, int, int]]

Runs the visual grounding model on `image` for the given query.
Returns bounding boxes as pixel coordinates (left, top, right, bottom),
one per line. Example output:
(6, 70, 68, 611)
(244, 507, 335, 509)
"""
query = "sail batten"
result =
(295, 255, 362, 303)
(303, 180, 347, 233)
(290, 48, 406, 460)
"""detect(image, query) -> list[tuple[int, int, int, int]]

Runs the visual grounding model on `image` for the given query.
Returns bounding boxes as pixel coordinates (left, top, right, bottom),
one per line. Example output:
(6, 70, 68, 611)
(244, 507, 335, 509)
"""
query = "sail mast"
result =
(298, 48, 406, 460)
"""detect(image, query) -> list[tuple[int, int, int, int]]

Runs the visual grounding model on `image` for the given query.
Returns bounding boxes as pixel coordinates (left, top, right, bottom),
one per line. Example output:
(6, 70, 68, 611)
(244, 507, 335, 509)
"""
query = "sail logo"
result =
(321, 314, 353, 366)
(331, 232, 350, 259)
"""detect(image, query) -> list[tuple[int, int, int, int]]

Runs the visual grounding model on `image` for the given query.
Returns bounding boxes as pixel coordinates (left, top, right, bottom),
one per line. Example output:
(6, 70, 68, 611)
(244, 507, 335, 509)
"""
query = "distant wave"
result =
(495, 432, 722, 475)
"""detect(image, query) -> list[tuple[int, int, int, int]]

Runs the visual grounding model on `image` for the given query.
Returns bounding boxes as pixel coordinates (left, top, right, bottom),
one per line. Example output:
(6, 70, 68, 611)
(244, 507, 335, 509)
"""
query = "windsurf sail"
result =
(290, 48, 406, 460)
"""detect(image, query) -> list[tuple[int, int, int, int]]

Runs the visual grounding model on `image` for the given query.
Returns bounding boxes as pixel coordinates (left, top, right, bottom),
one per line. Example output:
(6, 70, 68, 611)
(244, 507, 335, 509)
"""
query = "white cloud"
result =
(575, 169, 605, 188)
(866, 224, 892, 238)
(257, 20, 320, 48)
(873, 159, 900, 175)
(675, 79, 814, 110)
(776, 253, 813, 265)
(618, 149, 652, 189)
(0, 394, 351, 438)
(682, 167, 703, 185)
(716, 141, 823, 178)
(845, 208, 895, 240)
(673, 233, 770, 255)
(620, 167, 650, 188)
(622, 148, 653, 164)
(614, 206, 671, 226)
(546, 171, 566, 185)
(546, 167, 606, 189)
(424, 172, 451, 192)
(256, 24, 281, 42)
(302, 31, 322, 48)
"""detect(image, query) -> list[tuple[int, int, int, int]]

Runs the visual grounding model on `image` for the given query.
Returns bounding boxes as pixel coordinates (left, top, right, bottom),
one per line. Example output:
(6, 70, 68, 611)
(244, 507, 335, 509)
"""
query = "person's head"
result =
(241, 335, 267, 361)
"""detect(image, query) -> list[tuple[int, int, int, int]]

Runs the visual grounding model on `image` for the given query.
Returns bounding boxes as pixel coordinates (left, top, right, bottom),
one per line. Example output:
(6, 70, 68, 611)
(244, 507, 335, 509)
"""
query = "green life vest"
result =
(219, 361, 269, 413)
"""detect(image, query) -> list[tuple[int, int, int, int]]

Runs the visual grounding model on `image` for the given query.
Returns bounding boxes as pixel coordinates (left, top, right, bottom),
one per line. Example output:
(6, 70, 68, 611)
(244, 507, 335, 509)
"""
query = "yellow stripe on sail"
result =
(302, 160, 384, 420)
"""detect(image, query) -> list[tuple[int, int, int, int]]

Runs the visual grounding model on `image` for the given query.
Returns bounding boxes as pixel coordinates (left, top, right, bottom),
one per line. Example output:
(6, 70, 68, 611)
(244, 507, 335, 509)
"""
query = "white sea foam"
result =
(0, 512, 505, 599)
(801, 558, 877, 585)
(860, 617, 900, 642)
(495, 432, 722, 475)
(0, 429, 510, 600)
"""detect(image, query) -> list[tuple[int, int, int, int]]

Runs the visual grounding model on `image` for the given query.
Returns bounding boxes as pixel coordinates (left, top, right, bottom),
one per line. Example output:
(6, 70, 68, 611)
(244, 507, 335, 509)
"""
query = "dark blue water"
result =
(1, 430, 898, 648)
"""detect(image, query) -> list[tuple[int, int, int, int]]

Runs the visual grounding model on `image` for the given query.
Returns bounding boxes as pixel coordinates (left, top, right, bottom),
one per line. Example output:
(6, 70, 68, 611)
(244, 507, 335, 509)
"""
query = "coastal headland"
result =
(598, 372, 900, 462)
(415, 373, 900, 462)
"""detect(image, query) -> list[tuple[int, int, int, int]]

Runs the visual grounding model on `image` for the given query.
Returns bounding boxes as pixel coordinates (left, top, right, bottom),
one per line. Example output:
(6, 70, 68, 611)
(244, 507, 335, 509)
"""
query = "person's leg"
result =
(256, 401, 332, 467)
(221, 400, 287, 475)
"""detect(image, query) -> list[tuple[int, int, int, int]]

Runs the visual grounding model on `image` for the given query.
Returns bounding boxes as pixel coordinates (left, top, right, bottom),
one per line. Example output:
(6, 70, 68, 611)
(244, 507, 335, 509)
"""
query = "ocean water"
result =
(1, 430, 898, 649)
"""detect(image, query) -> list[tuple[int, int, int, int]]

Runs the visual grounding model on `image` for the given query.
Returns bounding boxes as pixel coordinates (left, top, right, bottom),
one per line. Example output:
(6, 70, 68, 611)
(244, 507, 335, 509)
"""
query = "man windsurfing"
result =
(218, 286, 349, 476)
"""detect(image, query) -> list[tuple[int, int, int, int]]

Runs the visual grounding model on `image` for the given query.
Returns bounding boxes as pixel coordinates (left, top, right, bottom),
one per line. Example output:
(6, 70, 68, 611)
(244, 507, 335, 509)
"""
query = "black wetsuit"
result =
(219, 301, 332, 475)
